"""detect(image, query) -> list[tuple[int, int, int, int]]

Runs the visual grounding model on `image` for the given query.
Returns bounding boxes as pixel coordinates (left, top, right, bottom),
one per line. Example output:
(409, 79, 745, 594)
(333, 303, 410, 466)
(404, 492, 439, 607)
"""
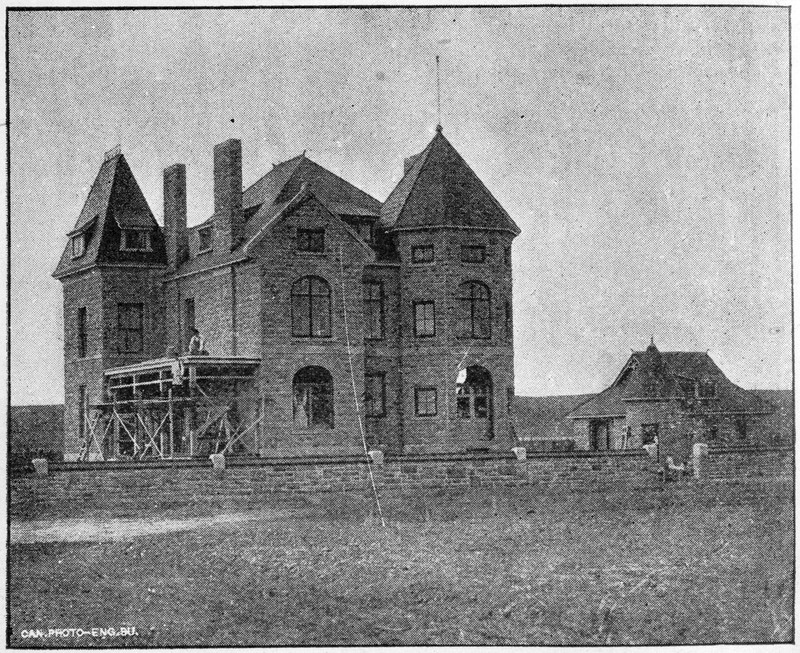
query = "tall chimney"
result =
(213, 138, 243, 250)
(163, 163, 188, 267)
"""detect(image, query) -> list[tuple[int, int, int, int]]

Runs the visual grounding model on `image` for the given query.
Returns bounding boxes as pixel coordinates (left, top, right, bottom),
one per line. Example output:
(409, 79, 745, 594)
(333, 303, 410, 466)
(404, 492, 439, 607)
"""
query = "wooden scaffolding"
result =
(81, 356, 262, 461)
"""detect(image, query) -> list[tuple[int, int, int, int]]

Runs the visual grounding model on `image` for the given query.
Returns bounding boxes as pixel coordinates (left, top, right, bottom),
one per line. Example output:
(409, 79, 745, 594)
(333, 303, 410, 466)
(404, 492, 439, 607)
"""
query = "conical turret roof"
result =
(380, 128, 520, 235)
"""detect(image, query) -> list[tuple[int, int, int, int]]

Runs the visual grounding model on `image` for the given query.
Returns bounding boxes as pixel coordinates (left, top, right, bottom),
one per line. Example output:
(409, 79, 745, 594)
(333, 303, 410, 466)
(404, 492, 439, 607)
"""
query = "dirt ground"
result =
(8, 482, 794, 647)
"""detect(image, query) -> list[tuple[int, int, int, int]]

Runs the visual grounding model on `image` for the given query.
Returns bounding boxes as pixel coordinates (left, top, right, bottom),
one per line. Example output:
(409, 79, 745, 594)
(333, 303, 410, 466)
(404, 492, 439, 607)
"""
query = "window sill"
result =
(295, 251, 326, 256)
(197, 248, 213, 255)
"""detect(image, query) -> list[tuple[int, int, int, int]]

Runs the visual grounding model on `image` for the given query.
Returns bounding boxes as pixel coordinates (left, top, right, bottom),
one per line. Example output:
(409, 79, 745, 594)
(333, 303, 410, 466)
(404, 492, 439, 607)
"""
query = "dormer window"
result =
(71, 233, 86, 259)
(355, 221, 373, 243)
(297, 228, 325, 253)
(121, 229, 152, 252)
(198, 226, 213, 253)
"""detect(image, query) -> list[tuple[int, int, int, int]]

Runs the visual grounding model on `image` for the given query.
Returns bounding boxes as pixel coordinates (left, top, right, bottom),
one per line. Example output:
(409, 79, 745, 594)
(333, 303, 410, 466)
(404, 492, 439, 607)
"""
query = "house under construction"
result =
(53, 128, 520, 461)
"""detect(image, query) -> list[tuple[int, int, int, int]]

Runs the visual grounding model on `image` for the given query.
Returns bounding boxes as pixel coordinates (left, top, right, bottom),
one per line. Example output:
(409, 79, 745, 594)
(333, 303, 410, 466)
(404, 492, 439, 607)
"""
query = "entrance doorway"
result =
(589, 420, 612, 451)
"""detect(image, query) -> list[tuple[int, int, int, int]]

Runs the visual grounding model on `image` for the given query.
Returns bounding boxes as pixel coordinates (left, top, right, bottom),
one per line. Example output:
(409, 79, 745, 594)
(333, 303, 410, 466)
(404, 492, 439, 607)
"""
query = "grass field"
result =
(8, 482, 794, 646)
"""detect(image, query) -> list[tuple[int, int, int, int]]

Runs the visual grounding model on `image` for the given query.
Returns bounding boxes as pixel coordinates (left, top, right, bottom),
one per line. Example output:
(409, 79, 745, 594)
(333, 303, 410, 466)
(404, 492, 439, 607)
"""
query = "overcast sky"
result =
(9, 7, 790, 405)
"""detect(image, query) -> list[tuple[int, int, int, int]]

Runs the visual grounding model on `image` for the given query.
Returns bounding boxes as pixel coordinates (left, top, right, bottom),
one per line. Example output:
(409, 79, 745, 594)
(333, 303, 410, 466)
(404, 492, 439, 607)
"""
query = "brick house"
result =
(53, 127, 520, 461)
(566, 340, 775, 461)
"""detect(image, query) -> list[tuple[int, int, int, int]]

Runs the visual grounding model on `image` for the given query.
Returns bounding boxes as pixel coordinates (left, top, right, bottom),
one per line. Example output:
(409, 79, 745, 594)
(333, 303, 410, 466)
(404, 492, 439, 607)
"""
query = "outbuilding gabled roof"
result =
(53, 153, 165, 279)
(380, 127, 520, 235)
(567, 341, 774, 419)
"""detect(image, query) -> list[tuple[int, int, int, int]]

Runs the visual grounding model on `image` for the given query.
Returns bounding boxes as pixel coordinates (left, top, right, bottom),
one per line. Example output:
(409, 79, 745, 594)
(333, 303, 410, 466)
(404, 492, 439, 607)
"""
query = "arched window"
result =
(457, 281, 491, 339)
(293, 366, 334, 429)
(291, 276, 331, 337)
(456, 365, 493, 427)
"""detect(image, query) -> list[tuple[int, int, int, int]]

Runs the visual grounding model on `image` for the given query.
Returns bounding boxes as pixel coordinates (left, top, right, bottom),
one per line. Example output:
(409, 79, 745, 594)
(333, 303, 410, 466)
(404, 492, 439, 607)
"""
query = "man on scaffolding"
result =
(188, 328, 209, 355)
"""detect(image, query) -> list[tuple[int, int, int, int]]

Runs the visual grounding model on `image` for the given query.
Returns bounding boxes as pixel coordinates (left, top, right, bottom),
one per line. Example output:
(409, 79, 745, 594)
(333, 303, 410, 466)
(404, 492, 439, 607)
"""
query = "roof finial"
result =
(435, 55, 442, 132)
(302, 149, 307, 157)
(104, 144, 121, 162)
(650, 334, 654, 346)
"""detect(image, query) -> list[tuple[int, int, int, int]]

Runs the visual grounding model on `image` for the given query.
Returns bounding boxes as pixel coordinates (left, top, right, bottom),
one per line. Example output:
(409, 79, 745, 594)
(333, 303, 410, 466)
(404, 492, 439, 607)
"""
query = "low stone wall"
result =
(703, 445, 793, 481)
(11, 447, 791, 519)
(11, 451, 655, 518)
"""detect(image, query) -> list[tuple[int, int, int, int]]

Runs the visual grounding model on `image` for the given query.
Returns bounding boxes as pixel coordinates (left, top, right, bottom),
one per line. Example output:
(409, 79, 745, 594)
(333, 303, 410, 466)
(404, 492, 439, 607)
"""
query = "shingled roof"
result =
(53, 153, 165, 279)
(380, 127, 520, 234)
(240, 153, 381, 242)
(568, 342, 774, 419)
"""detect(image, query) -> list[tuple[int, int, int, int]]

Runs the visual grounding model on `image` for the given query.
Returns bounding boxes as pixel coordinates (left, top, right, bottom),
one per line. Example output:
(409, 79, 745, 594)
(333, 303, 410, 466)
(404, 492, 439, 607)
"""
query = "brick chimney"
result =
(163, 163, 188, 267)
(213, 138, 244, 250)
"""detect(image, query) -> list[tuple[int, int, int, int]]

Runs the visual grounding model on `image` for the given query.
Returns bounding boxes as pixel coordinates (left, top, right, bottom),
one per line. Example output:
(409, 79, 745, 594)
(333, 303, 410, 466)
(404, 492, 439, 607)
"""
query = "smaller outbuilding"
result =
(566, 340, 776, 463)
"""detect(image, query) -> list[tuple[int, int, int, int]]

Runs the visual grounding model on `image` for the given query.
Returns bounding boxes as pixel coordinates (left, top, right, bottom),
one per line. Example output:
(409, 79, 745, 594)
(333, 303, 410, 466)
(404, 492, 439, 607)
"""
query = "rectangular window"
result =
(504, 246, 511, 266)
(77, 307, 88, 358)
(736, 418, 747, 440)
(117, 303, 144, 353)
(198, 226, 213, 253)
(641, 423, 659, 445)
(78, 385, 87, 442)
(413, 301, 435, 337)
(185, 298, 195, 345)
(364, 282, 385, 340)
(415, 387, 438, 416)
(412, 244, 434, 263)
(364, 373, 386, 417)
(297, 228, 325, 253)
(461, 244, 486, 263)
(71, 234, 86, 259)
(505, 301, 512, 340)
(121, 230, 152, 252)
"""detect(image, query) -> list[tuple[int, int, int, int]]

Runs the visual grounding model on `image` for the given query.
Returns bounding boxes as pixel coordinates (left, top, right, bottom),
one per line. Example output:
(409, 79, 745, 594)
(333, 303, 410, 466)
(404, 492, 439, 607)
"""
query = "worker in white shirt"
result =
(188, 328, 207, 355)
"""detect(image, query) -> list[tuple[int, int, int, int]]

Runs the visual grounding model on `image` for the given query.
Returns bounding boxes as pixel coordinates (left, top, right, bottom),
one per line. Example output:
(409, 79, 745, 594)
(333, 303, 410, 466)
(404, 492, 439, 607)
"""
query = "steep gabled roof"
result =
(380, 127, 520, 235)
(622, 342, 676, 400)
(240, 154, 381, 243)
(243, 183, 375, 259)
(53, 154, 164, 279)
(567, 341, 774, 419)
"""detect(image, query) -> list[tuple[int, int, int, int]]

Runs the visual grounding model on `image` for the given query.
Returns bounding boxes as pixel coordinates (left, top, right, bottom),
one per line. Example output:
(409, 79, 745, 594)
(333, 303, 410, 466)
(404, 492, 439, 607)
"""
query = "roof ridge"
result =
(380, 135, 438, 222)
(296, 156, 382, 207)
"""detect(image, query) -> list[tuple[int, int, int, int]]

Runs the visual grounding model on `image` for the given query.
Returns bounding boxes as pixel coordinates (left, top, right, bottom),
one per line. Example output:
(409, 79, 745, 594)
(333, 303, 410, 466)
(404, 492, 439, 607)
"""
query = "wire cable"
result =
(338, 247, 387, 528)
